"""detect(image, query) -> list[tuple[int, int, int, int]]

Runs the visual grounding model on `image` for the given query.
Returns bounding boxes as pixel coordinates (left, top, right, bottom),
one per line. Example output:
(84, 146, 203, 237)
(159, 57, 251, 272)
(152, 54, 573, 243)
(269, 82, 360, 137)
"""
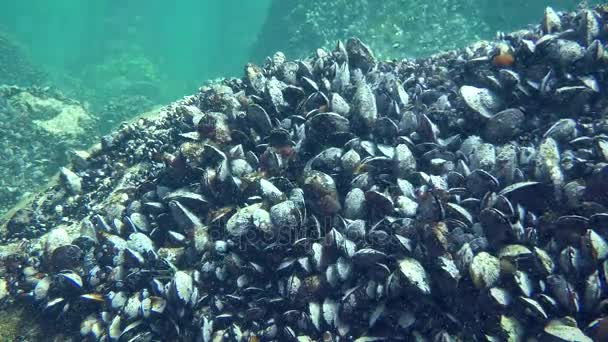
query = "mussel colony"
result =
(2, 4, 608, 342)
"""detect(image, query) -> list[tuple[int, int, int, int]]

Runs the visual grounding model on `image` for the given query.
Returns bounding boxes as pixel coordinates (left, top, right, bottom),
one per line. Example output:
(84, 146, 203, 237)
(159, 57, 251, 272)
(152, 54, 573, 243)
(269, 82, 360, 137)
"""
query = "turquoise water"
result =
(0, 0, 594, 109)
(0, 0, 272, 106)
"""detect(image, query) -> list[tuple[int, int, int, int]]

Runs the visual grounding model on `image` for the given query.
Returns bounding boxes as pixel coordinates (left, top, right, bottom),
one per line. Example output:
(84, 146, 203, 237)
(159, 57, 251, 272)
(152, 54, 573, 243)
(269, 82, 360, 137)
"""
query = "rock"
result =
(67, 150, 91, 170)
(59, 167, 82, 195)
(7, 90, 94, 137)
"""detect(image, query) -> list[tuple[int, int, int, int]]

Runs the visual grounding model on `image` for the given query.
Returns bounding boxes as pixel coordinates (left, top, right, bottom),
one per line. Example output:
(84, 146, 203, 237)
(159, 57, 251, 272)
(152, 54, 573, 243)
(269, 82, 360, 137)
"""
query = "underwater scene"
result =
(1, 0, 608, 340)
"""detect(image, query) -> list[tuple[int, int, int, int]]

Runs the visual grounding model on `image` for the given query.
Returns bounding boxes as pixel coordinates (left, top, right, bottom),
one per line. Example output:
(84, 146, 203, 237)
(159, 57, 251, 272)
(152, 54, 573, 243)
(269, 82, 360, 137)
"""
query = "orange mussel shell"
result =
(493, 53, 515, 67)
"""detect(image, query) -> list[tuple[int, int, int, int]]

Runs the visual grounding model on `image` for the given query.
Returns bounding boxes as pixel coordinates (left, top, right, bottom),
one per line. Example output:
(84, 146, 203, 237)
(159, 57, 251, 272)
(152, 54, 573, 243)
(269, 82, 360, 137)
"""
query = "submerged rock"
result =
(1, 4, 606, 342)
(60, 167, 82, 195)
(0, 85, 98, 216)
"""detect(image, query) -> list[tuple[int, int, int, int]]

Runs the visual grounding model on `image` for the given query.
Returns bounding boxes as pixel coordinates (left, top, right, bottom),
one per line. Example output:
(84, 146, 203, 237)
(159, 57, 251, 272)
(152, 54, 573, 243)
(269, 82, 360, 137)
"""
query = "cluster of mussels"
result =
(4, 5, 608, 342)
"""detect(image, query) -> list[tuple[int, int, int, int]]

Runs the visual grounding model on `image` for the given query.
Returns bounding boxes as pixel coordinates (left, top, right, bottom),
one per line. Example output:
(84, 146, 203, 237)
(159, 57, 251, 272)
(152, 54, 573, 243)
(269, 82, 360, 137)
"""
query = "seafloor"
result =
(1, 4, 608, 342)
